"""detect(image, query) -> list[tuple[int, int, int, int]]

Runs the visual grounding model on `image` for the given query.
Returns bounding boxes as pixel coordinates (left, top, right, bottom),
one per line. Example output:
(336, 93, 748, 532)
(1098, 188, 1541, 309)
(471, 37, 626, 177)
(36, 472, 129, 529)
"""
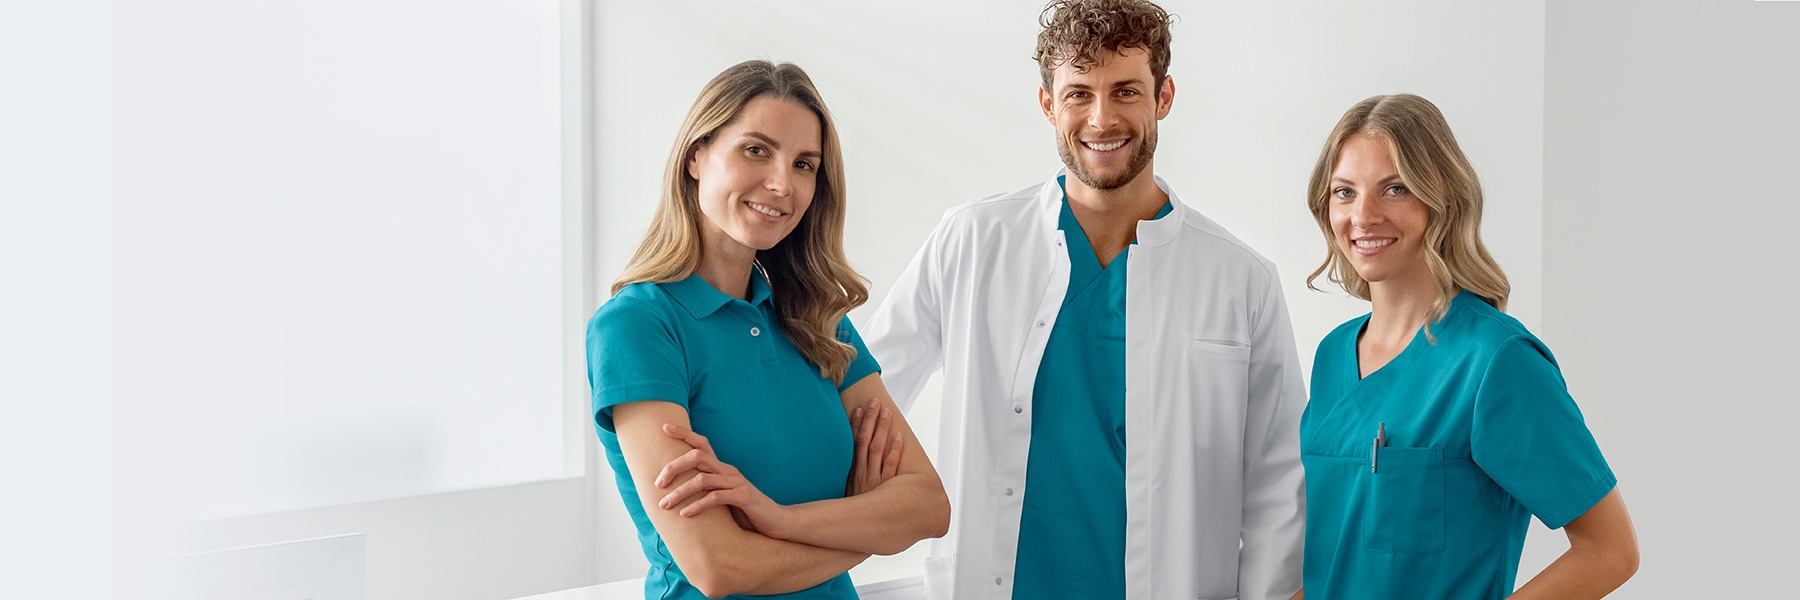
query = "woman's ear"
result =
(684, 141, 704, 178)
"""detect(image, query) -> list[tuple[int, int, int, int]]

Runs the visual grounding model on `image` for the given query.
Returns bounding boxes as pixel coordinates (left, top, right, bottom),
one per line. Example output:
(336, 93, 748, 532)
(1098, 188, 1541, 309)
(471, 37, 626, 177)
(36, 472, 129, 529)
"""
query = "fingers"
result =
(846, 404, 870, 496)
(661, 422, 714, 455)
(654, 447, 731, 488)
(880, 429, 904, 481)
(856, 401, 885, 490)
(678, 488, 740, 517)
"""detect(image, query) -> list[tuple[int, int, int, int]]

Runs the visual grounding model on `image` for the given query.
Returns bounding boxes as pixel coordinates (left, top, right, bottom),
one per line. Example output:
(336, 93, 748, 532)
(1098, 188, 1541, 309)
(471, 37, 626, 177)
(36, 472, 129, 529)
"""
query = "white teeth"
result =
(1355, 239, 1394, 248)
(749, 202, 783, 217)
(1084, 140, 1126, 151)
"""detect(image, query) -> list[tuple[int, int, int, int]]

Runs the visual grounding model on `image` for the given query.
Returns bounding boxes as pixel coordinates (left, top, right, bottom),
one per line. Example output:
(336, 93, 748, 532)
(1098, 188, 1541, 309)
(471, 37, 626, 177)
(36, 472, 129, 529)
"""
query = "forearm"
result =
(699, 527, 869, 596)
(771, 472, 951, 555)
(1507, 543, 1637, 599)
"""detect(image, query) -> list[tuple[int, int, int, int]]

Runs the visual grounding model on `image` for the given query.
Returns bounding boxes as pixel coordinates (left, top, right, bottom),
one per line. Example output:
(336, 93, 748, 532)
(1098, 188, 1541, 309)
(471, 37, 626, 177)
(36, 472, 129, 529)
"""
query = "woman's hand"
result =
(654, 423, 794, 539)
(847, 397, 904, 496)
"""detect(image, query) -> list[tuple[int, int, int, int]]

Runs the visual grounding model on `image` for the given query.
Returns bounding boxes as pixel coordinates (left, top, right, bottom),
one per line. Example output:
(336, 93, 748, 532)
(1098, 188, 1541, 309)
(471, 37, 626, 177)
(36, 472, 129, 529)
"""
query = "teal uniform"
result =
(1012, 182, 1170, 600)
(586, 267, 880, 600)
(1300, 290, 1616, 599)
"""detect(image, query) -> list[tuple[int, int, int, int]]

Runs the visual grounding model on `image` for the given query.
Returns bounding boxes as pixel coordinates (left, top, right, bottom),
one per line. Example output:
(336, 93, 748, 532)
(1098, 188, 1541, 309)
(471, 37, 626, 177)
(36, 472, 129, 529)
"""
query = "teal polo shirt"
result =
(1013, 183, 1170, 600)
(587, 266, 880, 600)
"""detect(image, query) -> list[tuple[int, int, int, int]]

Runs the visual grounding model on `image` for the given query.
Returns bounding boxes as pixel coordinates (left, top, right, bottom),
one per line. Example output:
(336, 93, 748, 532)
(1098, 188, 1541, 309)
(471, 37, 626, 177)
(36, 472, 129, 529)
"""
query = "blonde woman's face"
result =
(688, 96, 821, 255)
(1328, 133, 1433, 289)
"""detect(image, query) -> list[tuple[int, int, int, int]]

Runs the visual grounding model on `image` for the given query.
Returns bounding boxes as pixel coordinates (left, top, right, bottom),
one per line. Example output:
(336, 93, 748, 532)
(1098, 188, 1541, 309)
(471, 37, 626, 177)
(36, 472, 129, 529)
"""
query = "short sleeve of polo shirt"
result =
(586, 296, 688, 434)
(1470, 335, 1618, 529)
(837, 315, 881, 392)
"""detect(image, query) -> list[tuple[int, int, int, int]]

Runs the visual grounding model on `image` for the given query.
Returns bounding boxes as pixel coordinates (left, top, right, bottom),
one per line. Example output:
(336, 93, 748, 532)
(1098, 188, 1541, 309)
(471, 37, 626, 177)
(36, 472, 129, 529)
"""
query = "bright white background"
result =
(4, 1, 1794, 598)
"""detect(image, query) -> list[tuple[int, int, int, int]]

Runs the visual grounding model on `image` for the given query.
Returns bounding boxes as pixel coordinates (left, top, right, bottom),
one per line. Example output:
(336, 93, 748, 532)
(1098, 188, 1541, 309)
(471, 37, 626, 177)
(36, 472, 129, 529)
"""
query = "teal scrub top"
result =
(586, 267, 881, 600)
(1300, 290, 1616, 599)
(1013, 186, 1170, 600)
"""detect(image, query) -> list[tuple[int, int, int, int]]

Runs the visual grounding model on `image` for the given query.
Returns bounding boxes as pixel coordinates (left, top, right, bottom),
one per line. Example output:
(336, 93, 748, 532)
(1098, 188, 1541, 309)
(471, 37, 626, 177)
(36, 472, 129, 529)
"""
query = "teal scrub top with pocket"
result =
(1300, 290, 1616, 599)
(1012, 185, 1170, 600)
(586, 267, 881, 600)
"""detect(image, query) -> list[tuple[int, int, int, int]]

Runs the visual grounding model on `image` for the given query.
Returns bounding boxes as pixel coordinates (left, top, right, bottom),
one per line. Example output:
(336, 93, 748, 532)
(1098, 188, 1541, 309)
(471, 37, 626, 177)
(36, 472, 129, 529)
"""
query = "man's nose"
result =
(1088, 97, 1121, 131)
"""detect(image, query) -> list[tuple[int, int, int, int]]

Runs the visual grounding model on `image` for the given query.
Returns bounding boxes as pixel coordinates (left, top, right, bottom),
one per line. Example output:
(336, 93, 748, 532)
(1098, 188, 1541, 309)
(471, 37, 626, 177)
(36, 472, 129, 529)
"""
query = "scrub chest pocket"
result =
(1364, 446, 1446, 554)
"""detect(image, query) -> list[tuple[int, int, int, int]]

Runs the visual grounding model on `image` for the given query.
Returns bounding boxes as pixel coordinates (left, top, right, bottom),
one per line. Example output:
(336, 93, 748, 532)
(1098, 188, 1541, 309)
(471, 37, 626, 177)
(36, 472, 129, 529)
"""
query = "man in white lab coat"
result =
(863, 1, 1306, 598)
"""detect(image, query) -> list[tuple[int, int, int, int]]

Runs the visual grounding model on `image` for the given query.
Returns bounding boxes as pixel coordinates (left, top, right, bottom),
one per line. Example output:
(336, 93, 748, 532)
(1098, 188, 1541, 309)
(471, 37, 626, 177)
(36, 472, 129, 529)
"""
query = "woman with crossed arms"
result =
(586, 60, 948, 599)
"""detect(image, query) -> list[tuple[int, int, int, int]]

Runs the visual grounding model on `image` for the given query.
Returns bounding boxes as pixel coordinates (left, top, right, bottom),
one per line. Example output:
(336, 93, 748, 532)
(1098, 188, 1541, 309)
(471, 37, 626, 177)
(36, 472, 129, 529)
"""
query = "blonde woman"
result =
(1298, 94, 1638, 599)
(586, 61, 948, 599)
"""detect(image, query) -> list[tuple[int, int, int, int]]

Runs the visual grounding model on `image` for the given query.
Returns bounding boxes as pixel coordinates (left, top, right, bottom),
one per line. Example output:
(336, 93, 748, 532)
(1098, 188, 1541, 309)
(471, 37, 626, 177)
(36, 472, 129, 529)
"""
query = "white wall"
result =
(594, 0, 1549, 585)
(1543, 0, 1800, 595)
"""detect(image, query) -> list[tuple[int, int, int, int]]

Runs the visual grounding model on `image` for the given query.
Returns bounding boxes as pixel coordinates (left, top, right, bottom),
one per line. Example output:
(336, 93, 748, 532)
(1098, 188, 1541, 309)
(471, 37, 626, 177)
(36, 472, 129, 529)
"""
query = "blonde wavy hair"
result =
(1305, 94, 1511, 332)
(612, 60, 868, 384)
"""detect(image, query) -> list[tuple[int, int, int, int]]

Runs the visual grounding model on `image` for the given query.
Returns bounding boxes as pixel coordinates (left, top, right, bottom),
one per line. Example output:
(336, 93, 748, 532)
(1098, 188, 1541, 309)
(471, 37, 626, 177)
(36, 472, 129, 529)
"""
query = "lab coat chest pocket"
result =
(1362, 446, 1446, 554)
(1184, 340, 1249, 450)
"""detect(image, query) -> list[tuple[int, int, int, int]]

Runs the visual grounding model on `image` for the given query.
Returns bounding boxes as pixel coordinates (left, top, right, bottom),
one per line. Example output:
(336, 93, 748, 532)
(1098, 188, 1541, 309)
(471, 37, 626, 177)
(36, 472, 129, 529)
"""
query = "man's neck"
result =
(1064, 169, 1169, 268)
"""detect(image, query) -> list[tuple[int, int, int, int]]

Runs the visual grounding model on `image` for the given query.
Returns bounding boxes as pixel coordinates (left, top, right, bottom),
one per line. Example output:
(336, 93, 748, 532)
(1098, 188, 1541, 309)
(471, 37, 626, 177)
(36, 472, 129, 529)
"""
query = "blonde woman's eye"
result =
(745, 145, 767, 157)
(1333, 188, 1353, 199)
(1386, 184, 1408, 196)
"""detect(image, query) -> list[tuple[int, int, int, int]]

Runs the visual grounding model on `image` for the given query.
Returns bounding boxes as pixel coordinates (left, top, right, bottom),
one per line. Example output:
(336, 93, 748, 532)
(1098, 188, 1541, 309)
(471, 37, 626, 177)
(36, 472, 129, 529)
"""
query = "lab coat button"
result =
(1004, 487, 1013, 496)
(995, 577, 1003, 586)
(1012, 404, 1023, 414)
(749, 327, 760, 337)
(1035, 320, 1045, 328)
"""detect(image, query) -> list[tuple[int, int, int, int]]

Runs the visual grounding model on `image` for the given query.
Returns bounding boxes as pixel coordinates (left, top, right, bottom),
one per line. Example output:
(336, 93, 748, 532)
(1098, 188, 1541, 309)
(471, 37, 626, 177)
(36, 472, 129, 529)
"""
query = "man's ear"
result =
(1155, 76, 1176, 120)
(1038, 86, 1056, 124)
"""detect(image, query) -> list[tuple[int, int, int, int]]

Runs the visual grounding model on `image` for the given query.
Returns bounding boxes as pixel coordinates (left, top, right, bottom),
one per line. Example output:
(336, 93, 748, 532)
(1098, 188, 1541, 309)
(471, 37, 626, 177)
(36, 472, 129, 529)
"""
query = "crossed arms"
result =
(610, 373, 949, 598)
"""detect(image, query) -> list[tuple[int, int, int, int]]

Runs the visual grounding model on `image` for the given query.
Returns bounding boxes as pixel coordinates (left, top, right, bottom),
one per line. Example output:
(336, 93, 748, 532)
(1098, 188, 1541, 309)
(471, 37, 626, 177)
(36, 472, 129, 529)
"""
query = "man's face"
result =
(1039, 47, 1174, 191)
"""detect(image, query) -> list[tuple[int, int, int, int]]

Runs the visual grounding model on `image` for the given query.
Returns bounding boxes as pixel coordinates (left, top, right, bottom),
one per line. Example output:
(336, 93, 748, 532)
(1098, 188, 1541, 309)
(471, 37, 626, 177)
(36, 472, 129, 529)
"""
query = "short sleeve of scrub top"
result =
(1471, 336, 1617, 529)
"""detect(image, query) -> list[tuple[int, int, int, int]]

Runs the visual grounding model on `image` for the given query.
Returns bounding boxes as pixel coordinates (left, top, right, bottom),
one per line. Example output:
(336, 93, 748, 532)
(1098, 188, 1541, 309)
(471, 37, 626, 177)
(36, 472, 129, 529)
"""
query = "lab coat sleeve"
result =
(862, 218, 948, 414)
(1235, 270, 1307, 599)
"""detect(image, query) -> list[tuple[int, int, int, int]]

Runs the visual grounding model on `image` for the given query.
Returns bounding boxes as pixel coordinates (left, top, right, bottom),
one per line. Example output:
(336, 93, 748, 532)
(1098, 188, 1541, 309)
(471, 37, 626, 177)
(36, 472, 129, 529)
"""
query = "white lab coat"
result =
(865, 170, 1306, 600)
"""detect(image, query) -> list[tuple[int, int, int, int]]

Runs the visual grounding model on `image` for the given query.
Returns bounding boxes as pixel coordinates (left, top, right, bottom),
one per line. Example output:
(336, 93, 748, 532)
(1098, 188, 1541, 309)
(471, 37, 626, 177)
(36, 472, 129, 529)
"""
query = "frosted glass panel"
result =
(111, 0, 563, 519)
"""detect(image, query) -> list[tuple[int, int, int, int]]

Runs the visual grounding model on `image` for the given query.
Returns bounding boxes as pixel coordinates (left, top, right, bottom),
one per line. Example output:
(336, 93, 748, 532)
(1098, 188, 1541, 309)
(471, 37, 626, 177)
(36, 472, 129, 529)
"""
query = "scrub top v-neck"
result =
(1013, 181, 1171, 600)
(1300, 290, 1616, 599)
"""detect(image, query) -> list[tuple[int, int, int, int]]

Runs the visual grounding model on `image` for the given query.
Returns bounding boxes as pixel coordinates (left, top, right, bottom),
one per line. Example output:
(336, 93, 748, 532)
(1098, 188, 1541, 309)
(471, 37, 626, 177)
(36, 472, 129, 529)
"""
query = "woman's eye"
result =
(795, 160, 816, 172)
(1386, 184, 1408, 196)
(1333, 188, 1353, 199)
(745, 145, 767, 157)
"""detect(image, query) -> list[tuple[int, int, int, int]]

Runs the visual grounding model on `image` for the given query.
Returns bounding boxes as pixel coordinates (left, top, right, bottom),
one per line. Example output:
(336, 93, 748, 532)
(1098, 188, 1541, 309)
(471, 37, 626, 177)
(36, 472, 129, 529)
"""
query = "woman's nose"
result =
(1349, 196, 1382, 226)
(765, 167, 792, 197)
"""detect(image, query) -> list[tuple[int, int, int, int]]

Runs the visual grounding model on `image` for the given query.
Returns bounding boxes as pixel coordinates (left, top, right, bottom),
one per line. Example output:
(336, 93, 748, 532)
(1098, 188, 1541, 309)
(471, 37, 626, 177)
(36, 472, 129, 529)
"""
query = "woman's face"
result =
(688, 96, 822, 257)
(1328, 133, 1434, 289)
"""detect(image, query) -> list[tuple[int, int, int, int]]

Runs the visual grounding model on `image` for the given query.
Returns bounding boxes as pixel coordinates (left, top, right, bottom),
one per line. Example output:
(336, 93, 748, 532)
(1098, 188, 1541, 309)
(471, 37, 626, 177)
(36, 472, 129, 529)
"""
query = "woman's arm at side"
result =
(614, 399, 867, 597)
(1508, 488, 1640, 599)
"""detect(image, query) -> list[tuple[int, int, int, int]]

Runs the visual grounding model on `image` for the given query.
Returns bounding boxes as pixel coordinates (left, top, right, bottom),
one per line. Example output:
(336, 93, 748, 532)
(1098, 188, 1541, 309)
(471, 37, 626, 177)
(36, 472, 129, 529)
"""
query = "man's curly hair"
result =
(1034, 0, 1174, 97)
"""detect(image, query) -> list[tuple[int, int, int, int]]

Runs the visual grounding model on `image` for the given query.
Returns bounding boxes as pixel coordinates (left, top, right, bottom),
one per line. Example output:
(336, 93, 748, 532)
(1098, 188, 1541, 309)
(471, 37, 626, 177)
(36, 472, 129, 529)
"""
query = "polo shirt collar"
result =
(663, 265, 774, 320)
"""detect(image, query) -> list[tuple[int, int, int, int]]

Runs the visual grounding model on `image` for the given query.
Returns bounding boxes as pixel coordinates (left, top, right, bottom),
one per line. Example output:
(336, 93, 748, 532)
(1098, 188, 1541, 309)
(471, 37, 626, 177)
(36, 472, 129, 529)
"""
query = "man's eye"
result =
(1118, 89, 1138, 97)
